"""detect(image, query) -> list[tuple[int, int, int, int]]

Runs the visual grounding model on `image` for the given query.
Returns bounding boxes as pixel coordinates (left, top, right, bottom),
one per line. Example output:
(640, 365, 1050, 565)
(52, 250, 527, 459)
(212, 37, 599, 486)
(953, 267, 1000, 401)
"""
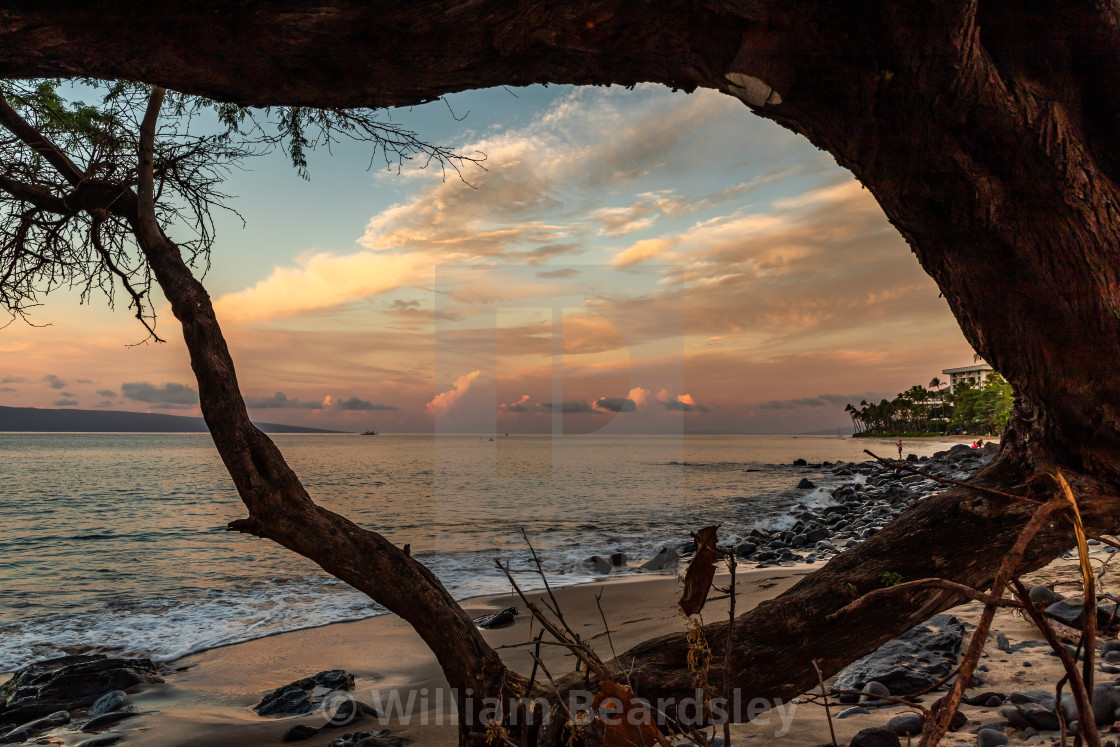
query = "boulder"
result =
(473, 607, 518, 629)
(1045, 598, 1116, 630)
(848, 726, 901, 747)
(283, 723, 321, 742)
(797, 478, 816, 489)
(87, 691, 127, 717)
(583, 555, 613, 574)
(834, 615, 964, 700)
(639, 547, 679, 571)
(254, 684, 314, 717)
(0, 655, 162, 727)
(885, 712, 924, 736)
(81, 710, 139, 732)
(75, 736, 124, 747)
(609, 552, 627, 567)
(0, 709, 70, 743)
(976, 728, 1009, 747)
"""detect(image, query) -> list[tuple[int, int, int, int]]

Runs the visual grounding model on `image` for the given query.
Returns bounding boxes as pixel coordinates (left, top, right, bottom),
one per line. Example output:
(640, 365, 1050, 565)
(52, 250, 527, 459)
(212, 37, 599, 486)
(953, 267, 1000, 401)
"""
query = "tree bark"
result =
(4, 2, 1120, 743)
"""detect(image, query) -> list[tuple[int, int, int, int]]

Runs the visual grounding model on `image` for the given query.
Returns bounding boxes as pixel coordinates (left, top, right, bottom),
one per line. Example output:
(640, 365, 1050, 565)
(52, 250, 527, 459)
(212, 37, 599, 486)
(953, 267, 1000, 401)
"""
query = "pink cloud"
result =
(426, 370, 481, 415)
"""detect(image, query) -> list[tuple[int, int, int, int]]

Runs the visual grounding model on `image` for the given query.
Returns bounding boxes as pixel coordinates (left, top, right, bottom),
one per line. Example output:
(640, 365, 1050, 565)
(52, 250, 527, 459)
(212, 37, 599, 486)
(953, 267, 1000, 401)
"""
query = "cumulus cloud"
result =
(243, 392, 323, 409)
(499, 394, 531, 413)
(657, 389, 708, 412)
(426, 370, 480, 415)
(537, 400, 596, 414)
(627, 387, 651, 406)
(593, 396, 637, 413)
(335, 396, 397, 411)
(121, 381, 199, 406)
(44, 374, 66, 390)
(758, 392, 889, 410)
(96, 389, 117, 398)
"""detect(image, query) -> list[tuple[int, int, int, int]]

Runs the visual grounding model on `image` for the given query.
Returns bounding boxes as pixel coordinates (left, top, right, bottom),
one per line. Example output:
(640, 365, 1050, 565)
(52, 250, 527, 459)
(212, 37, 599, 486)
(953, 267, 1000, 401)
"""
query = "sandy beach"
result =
(13, 538, 1119, 746)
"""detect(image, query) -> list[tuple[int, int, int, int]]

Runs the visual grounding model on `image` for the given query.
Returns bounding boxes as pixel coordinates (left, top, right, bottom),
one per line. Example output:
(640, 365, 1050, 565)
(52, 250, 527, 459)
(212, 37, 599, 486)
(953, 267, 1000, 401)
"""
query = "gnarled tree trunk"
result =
(3, 2, 1120, 744)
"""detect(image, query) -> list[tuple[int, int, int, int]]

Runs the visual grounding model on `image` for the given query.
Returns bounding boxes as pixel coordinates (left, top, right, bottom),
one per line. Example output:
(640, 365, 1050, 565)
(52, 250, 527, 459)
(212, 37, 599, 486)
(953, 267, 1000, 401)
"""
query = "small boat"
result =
(360, 426, 379, 436)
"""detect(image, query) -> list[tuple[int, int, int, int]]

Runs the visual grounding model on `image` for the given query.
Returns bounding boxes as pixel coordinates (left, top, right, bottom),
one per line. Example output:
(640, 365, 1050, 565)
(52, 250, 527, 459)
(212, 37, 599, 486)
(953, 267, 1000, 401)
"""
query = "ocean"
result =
(0, 432, 958, 672)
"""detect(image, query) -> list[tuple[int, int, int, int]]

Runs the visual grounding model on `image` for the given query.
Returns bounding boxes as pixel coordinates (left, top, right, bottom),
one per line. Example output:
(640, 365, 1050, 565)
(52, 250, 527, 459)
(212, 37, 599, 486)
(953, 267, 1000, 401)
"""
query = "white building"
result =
(942, 363, 994, 392)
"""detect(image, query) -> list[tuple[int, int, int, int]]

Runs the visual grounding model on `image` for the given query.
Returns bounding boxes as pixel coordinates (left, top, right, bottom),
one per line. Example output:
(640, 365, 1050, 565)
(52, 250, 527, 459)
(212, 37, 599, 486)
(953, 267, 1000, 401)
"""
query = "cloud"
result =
(0, 386, 16, 392)
(426, 370, 480, 415)
(1, 376, 26, 384)
(96, 389, 117, 398)
(53, 399, 79, 407)
(536, 267, 581, 279)
(757, 392, 889, 410)
(657, 389, 708, 412)
(593, 396, 637, 412)
(121, 381, 200, 406)
(243, 392, 323, 409)
(499, 394, 531, 413)
(627, 387, 651, 406)
(44, 374, 66, 390)
(335, 396, 397, 411)
(95, 400, 115, 408)
(538, 400, 596, 414)
(76, 378, 93, 384)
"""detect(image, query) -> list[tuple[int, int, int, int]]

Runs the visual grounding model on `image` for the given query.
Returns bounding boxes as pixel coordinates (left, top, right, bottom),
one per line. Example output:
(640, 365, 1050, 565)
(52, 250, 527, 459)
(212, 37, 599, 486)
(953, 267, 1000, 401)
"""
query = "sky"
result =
(0, 84, 977, 433)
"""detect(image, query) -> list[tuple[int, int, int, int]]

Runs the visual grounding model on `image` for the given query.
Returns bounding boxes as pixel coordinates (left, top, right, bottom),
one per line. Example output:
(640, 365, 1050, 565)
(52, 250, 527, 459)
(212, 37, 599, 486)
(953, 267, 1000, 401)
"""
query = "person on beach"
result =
(896, 439, 903, 459)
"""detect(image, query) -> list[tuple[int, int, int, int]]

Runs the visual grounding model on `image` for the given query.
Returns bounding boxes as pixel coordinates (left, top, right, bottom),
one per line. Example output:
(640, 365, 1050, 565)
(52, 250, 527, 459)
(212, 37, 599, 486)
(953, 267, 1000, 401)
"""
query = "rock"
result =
(1090, 684, 1120, 725)
(793, 458, 808, 466)
(283, 724, 321, 742)
(885, 712, 924, 736)
(995, 632, 1012, 653)
(583, 555, 613, 574)
(81, 711, 139, 732)
(849, 726, 901, 747)
(609, 552, 627, 567)
(323, 696, 364, 727)
(734, 542, 756, 556)
(328, 730, 403, 747)
(1028, 584, 1062, 606)
(310, 670, 354, 691)
(976, 728, 1009, 747)
(797, 478, 816, 489)
(0, 655, 162, 726)
(860, 681, 890, 702)
(254, 684, 314, 717)
(1003, 701, 1061, 731)
(834, 615, 964, 700)
(1045, 598, 1115, 630)
(0, 709, 70, 743)
(75, 736, 125, 747)
(473, 607, 518, 629)
(639, 547, 679, 571)
(87, 691, 127, 717)
(837, 706, 871, 718)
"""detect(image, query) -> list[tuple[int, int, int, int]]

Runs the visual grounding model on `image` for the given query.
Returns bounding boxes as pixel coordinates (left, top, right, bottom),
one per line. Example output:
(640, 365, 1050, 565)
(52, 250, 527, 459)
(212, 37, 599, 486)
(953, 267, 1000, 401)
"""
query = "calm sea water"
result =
(0, 433, 957, 672)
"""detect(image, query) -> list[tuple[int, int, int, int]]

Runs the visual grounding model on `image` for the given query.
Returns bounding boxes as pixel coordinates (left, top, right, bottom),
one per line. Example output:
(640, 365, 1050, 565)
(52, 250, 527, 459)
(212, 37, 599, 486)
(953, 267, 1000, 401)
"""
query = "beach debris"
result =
(834, 615, 964, 701)
(473, 606, 518, 629)
(0, 655, 162, 728)
(679, 526, 719, 617)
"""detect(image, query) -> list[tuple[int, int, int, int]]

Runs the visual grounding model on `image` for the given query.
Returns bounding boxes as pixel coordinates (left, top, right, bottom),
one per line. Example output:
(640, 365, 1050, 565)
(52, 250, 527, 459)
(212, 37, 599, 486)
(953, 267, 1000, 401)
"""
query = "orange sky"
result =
(0, 85, 976, 433)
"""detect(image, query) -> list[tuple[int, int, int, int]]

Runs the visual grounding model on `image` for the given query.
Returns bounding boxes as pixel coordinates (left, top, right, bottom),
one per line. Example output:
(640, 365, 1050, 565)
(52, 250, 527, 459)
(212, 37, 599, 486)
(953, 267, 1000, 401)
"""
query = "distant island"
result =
(0, 405, 344, 434)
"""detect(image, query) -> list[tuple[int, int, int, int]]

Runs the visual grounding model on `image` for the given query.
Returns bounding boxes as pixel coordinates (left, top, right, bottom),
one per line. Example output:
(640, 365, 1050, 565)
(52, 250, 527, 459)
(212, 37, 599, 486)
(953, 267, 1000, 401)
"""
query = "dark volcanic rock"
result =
(81, 710, 139, 732)
(283, 723, 322, 741)
(255, 684, 314, 717)
(1045, 598, 1116, 630)
(75, 736, 125, 747)
(834, 615, 964, 700)
(0, 709, 70, 743)
(797, 478, 816, 489)
(885, 712, 924, 736)
(849, 726, 901, 747)
(87, 690, 127, 716)
(473, 607, 518, 629)
(0, 655, 161, 727)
